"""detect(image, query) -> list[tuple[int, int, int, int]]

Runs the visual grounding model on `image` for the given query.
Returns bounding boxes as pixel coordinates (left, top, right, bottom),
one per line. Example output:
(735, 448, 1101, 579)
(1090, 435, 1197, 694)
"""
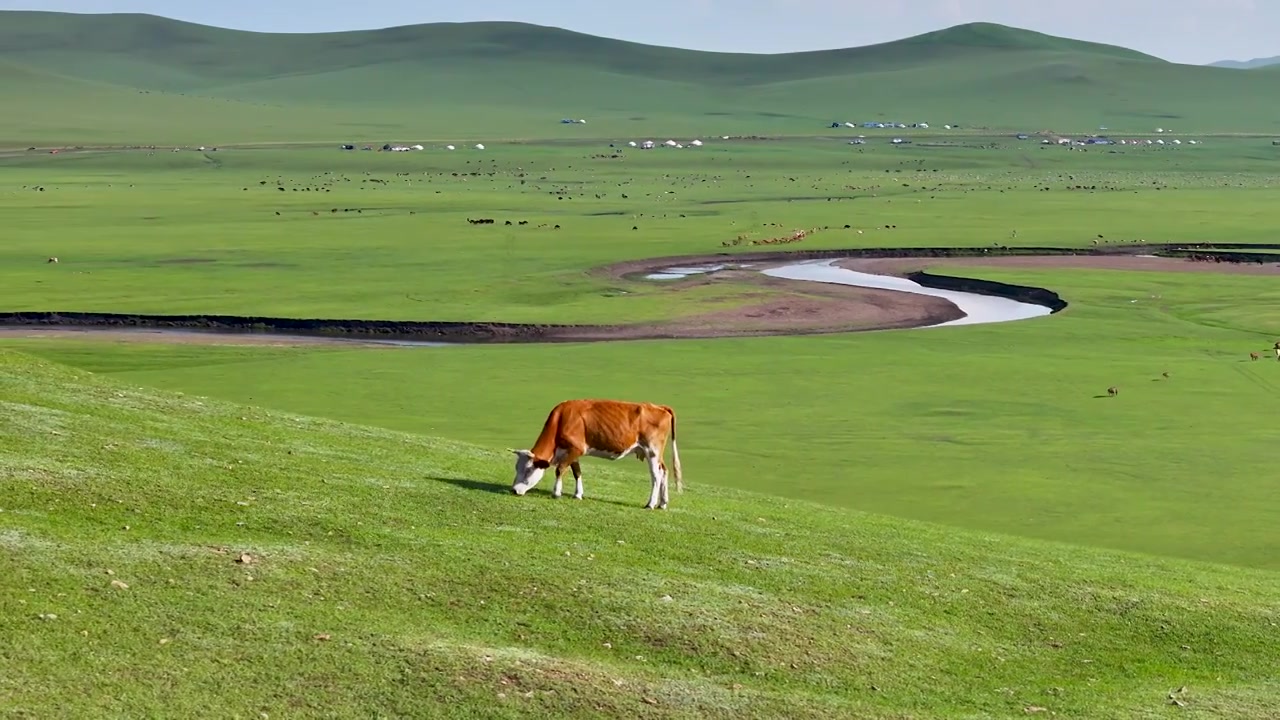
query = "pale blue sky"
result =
(5, 0, 1275, 66)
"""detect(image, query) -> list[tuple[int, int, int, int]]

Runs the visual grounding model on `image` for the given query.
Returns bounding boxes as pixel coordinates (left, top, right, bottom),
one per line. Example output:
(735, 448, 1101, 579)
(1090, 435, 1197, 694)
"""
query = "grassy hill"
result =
(0, 13, 1161, 85)
(3, 347, 1279, 718)
(5, 11, 1280, 144)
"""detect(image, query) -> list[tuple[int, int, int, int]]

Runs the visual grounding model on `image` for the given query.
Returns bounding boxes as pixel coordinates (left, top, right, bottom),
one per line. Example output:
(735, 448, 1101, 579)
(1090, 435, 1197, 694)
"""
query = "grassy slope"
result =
(5, 12, 1280, 143)
(2, 349, 1278, 719)
(0, 60, 377, 149)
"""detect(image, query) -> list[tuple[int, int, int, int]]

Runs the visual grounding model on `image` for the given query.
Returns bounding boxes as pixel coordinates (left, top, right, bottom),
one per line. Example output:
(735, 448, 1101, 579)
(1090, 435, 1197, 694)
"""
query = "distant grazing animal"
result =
(1251, 352, 1261, 361)
(46, 257, 58, 264)
(509, 399, 682, 510)
(1275, 340, 1280, 360)
(1107, 386, 1119, 397)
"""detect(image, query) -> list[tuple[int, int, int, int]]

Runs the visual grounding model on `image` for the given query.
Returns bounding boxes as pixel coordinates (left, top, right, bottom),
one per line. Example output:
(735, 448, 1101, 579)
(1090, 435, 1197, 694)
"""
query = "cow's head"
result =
(509, 449, 551, 496)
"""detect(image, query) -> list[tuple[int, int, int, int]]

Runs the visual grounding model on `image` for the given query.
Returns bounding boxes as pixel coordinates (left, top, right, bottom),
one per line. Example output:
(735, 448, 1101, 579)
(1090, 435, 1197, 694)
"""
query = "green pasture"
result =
(4, 350, 1279, 719)
(4, 138, 1280, 575)
(3, 138, 1279, 324)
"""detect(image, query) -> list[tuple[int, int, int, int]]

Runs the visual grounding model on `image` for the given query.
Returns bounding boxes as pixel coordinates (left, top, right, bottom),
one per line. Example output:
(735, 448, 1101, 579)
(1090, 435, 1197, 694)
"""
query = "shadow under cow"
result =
(427, 475, 653, 508)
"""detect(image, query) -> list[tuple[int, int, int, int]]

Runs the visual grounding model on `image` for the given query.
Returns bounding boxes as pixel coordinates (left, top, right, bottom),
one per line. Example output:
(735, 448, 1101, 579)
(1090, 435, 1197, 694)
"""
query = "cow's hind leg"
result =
(643, 450, 665, 510)
(659, 460, 670, 509)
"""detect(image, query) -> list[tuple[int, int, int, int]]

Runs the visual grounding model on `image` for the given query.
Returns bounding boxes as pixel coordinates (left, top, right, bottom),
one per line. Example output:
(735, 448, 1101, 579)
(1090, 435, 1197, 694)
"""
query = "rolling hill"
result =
(4, 10, 1280, 144)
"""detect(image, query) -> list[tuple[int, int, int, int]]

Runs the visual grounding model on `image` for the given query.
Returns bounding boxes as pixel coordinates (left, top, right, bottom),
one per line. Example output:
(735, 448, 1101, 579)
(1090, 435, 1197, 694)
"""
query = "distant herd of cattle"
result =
(467, 217, 560, 229)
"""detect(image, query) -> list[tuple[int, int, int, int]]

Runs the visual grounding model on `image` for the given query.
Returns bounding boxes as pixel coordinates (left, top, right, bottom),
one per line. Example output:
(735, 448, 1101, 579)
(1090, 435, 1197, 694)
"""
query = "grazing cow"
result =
(1274, 340, 1280, 360)
(1107, 386, 1119, 397)
(1251, 352, 1261, 361)
(509, 399, 683, 509)
(46, 257, 58, 264)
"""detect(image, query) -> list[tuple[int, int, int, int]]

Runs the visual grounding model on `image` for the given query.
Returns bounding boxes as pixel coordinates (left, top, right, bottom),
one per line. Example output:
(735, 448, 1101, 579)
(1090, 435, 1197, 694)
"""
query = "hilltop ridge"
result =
(1210, 55, 1280, 70)
(3, 10, 1280, 144)
(0, 11, 1162, 86)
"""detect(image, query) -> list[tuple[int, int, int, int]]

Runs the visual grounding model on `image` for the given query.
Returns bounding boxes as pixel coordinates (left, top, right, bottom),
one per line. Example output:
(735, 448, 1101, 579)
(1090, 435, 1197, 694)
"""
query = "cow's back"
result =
(545, 399, 672, 453)
(568, 400, 637, 451)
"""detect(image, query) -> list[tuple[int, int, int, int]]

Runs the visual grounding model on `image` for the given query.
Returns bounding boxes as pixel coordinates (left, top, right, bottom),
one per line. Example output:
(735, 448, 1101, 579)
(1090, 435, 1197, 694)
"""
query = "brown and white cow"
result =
(509, 399, 683, 509)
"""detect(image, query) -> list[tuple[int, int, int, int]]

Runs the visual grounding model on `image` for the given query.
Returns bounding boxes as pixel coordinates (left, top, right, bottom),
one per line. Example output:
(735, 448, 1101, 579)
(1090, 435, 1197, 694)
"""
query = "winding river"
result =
(0, 256, 1058, 346)
(759, 259, 1053, 327)
(7, 243, 1277, 345)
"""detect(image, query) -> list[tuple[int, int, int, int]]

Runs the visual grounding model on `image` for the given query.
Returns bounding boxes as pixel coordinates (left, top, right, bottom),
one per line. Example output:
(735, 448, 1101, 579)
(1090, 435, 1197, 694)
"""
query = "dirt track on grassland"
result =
(2, 244, 1278, 347)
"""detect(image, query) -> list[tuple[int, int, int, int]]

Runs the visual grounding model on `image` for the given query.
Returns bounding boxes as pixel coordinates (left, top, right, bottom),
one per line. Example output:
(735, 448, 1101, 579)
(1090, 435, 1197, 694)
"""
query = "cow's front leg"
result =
(554, 448, 584, 500)
(643, 451, 664, 509)
(571, 461, 584, 500)
(552, 464, 565, 499)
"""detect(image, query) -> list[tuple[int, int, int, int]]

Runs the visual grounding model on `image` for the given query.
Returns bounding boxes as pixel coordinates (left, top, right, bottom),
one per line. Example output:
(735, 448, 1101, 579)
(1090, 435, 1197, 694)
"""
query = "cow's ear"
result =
(532, 458, 551, 469)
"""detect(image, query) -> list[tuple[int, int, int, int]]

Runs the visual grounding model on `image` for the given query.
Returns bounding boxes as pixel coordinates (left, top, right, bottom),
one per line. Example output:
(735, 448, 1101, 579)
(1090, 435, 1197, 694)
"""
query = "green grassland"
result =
(5, 138, 1280, 575)
(6, 11, 1280, 145)
(4, 138, 1279, 322)
(4, 349, 1280, 719)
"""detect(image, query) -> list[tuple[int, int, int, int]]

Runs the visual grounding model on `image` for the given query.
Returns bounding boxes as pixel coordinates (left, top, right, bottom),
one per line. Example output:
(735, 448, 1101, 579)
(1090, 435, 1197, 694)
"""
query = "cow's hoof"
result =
(552, 493, 562, 499)
(573, 495, 583, 500)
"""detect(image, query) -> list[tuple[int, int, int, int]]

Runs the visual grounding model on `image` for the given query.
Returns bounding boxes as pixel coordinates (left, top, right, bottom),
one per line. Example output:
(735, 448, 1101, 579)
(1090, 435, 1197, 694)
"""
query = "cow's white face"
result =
(510, 449, 549, 496)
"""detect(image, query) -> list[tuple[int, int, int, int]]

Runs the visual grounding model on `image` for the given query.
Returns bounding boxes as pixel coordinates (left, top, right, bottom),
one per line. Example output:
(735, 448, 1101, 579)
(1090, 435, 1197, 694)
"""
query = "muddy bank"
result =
(839, 252, 1280, 279)
(597, 242, 1280, 283)
(0, 278, 968, 344)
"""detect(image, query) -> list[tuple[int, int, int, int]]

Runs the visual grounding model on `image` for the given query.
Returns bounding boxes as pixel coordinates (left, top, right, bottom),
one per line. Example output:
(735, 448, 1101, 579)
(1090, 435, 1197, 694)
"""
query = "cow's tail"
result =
(666, 406, 683, 492)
